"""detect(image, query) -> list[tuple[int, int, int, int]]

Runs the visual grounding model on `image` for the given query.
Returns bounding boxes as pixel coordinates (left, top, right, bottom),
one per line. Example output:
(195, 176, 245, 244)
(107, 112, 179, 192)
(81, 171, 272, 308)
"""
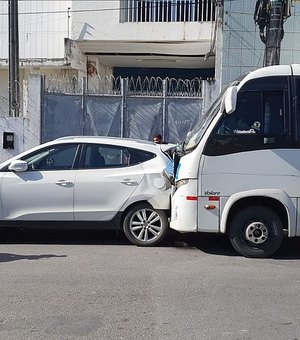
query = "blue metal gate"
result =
(42, 76, 203, 144)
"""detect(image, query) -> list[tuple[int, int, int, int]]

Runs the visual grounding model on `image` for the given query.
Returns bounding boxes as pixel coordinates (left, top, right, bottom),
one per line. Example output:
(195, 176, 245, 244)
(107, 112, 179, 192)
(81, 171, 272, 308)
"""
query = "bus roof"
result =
(237, 64, 297, 89)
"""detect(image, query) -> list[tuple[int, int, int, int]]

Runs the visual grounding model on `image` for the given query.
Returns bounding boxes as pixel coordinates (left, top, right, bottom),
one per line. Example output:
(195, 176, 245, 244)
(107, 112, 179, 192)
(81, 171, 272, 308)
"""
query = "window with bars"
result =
(120, 0, 215, 23)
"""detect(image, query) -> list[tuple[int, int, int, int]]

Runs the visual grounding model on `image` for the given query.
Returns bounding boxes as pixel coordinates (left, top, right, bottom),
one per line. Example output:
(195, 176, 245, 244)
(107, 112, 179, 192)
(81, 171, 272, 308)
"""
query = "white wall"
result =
(0, 75, 42, 163)
(0, 70, 9, 117)
(0, 115, 41, 163)
(0, 0, 72, 59)
(0, 118, 25, 162)
(71, 1, 212, 42)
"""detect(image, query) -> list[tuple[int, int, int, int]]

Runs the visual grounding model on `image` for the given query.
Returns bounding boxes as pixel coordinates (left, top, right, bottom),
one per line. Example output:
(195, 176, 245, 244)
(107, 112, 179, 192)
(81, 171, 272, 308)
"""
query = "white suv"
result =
(0, 136, 173, 246)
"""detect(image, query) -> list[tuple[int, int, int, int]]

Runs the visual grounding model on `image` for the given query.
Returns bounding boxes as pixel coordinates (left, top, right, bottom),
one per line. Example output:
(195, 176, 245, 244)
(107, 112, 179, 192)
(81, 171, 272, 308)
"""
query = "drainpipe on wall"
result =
(8, 0, 20, 117)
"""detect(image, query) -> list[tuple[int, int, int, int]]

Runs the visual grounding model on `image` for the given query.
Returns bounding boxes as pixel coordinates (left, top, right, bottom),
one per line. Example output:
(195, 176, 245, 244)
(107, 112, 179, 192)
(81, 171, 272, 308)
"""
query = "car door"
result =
(74, 143, 146, 221)
(1, 143, 79, 221)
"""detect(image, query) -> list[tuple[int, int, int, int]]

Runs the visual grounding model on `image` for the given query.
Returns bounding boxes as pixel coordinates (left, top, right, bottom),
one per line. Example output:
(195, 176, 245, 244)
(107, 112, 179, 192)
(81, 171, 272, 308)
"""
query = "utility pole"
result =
(265, 0, 285, 66)
(8, 0, 20, 117)
(254, 0, 291, 66)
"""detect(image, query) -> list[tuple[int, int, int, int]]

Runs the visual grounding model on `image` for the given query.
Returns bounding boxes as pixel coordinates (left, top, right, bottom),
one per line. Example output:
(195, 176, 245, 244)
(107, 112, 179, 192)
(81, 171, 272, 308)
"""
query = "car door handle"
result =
(55, 180, 74, 187)
(121, 179, 138, 186)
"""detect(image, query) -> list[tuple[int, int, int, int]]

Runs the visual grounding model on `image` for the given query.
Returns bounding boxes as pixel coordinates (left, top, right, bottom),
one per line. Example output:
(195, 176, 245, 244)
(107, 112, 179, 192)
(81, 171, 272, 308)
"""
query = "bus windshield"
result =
(183, 81, 238, 152)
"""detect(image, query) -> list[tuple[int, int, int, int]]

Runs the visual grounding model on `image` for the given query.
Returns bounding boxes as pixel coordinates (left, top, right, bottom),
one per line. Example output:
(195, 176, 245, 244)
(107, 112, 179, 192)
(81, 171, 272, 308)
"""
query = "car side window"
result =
(128, 148, 156, 165)
(21, 144, 78, 171)
(83, 144, 156, 169)
(84, 145, 108, 168)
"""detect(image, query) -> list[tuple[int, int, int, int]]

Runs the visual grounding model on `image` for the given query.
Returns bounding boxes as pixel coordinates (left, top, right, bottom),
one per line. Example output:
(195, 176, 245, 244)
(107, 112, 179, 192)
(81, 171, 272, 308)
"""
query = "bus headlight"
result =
(175, 179, 189, 189)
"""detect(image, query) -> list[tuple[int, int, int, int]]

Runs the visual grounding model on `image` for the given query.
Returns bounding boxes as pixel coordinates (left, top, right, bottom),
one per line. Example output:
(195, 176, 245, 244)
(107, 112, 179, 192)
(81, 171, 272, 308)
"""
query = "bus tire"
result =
(229, 206, 283, 258)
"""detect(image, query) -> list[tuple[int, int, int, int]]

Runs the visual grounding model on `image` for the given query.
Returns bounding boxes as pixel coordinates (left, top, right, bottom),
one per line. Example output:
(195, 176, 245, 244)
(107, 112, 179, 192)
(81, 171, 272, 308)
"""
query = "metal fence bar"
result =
(200, 0, 204, 21)
(122, 0, 215, 23)
(121, 77, 128, 137)
(162, 79, 167, 141)
(81, 77, 87, 130)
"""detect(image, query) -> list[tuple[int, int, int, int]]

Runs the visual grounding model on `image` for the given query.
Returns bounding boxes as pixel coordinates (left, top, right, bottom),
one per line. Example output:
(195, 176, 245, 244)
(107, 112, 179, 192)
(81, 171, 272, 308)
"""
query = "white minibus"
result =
(170, 64, 300, 258)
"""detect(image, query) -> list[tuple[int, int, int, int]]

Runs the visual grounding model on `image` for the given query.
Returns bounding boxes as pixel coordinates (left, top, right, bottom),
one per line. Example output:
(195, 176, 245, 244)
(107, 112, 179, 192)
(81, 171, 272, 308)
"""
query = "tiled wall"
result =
(221, 0, 300, 86)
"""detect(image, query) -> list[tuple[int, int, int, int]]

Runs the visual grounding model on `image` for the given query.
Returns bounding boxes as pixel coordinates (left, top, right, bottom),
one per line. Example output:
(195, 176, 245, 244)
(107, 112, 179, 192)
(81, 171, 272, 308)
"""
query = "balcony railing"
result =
(120, 0, 215, 23)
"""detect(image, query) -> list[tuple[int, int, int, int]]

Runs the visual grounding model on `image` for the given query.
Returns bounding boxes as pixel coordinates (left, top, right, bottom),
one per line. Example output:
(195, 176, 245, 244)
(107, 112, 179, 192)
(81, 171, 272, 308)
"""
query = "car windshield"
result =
(183, 82, 234, 152)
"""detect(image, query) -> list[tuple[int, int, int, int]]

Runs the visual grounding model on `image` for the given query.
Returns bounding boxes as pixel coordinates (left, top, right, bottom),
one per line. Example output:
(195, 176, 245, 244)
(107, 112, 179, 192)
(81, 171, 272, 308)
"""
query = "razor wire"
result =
(0, 79, 41, 118)
(45, 75, 205, 98)
(45, 75, 83, 95)
(0, 75, 206, 117)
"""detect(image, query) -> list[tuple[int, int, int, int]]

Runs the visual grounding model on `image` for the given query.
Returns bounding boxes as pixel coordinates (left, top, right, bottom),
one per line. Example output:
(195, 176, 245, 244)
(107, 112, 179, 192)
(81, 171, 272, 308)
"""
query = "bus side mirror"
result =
(224, 86, 237, 114)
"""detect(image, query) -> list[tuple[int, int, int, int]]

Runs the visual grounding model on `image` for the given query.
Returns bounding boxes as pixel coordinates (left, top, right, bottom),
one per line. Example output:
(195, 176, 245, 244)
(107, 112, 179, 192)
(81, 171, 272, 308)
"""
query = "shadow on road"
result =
(169, 233, 239, 256)
(0, 228, 130, 246)
(169, 232, 300, 260)
(1, 228, 300, 260)
(272, 238, 300, 260)
(0, 253, 67, 263)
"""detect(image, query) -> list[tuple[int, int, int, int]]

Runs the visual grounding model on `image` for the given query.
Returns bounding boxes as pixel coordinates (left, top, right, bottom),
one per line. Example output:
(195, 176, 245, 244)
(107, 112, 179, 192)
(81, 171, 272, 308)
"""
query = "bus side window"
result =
(263, 91, 286, 136)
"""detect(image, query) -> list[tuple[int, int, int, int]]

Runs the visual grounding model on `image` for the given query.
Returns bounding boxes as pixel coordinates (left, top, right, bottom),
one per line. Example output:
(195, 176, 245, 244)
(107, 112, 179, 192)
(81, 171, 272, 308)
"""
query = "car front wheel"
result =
(123, 204, 168, 246)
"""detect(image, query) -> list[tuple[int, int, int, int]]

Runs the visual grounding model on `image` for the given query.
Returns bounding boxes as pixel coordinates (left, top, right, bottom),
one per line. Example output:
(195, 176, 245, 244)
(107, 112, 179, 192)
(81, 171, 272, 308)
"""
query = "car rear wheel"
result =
(123, 204, 168, 246)
(229, 206, 284, 258)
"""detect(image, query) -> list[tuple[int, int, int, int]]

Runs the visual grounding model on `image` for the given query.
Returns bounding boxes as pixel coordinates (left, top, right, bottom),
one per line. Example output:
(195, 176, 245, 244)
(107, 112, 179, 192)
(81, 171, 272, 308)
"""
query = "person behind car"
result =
(153, 134, 163, 144)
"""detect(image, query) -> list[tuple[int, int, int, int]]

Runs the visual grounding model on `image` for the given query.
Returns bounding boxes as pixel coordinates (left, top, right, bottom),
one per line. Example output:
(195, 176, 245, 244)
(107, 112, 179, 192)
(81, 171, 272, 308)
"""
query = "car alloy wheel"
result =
(123, 204, 168, 246)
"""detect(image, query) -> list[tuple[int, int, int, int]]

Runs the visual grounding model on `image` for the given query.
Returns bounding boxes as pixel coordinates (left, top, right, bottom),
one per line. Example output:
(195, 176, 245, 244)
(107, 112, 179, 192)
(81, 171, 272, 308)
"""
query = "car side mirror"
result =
(8, 160, 28, 172)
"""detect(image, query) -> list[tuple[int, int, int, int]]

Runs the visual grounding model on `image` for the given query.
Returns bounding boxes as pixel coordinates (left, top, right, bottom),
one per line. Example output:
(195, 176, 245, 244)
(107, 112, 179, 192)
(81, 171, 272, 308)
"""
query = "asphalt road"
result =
(1, 229, 300, 340)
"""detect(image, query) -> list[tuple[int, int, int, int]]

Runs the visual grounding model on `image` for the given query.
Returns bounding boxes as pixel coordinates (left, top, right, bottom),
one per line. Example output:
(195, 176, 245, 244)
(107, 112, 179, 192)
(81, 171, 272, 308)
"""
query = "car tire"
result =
(123, 204, 168, 246)
(229, 206, 284, 258)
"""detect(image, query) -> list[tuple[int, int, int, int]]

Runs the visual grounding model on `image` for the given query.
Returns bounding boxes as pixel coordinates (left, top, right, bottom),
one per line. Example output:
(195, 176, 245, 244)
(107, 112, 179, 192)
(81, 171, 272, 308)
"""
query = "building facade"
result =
(1, 0, 300, 161)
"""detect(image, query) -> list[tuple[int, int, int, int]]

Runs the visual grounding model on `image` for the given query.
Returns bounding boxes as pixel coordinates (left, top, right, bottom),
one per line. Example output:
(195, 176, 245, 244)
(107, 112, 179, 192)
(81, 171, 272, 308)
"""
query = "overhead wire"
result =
(0, 0, 236, 16)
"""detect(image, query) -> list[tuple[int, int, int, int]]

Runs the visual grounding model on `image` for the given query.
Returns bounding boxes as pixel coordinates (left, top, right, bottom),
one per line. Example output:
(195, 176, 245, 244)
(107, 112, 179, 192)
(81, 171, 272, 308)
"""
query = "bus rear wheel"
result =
(229, 206, 283, 258)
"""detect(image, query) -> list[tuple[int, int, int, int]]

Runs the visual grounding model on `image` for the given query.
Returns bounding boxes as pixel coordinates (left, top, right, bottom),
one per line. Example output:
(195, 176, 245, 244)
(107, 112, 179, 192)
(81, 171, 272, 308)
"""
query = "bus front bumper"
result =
(170, 180, 198, 233)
